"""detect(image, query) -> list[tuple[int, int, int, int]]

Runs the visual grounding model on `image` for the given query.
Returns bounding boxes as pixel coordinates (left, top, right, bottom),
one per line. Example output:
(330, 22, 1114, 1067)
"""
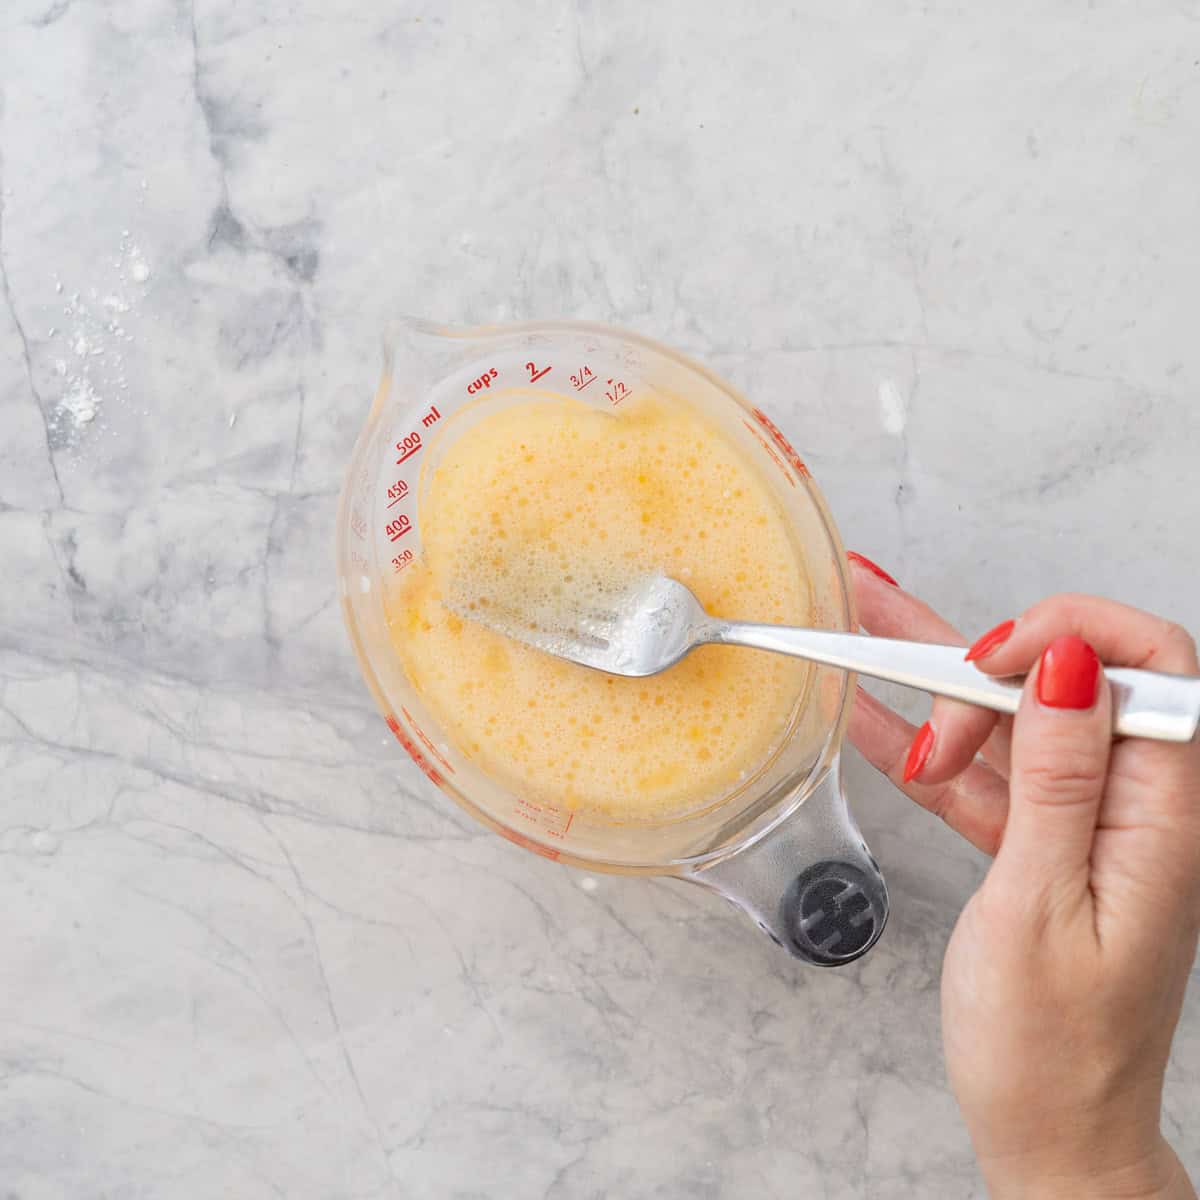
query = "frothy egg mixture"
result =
(386, 391, 811, 820)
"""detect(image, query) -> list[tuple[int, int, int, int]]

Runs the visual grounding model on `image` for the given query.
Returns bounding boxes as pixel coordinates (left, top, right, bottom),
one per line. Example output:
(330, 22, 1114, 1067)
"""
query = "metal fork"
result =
(458, 573, 1200, 743)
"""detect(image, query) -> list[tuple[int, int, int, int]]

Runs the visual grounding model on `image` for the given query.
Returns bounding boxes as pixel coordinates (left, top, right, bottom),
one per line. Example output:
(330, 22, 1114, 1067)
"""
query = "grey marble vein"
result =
(1, 1, 1199, 1197)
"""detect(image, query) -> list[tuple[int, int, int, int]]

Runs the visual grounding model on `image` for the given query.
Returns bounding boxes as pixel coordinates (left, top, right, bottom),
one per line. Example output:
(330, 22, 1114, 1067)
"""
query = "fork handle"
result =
(709, 625, 1200, 743)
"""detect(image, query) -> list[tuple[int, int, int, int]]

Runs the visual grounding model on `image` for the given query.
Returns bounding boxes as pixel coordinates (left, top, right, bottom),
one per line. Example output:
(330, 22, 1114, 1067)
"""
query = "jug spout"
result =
(382, 316, 461, 386)
(364, 317, 479, 435)
(684, 758, 889, 966)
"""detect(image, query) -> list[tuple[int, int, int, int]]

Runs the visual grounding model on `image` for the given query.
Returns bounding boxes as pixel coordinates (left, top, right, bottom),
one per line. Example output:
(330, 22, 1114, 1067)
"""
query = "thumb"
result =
(993, 635, 1113, 895)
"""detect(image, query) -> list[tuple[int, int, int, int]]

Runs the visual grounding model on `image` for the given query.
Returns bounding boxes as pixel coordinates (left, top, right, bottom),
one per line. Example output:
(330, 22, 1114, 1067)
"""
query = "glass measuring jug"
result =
(337, 319, 889, 966)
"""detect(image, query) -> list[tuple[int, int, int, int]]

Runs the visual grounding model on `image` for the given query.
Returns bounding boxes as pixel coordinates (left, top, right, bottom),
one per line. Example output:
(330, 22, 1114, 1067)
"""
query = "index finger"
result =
(966, 593, 1200, 677)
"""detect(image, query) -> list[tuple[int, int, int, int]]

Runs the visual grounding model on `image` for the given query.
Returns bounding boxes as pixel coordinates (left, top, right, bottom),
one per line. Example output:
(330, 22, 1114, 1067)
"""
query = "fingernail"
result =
(965, 618, 1016, 662)
(903, 721, 935, 782)
(847, 551, 899, 587)
(1036, 635, 1101, 710)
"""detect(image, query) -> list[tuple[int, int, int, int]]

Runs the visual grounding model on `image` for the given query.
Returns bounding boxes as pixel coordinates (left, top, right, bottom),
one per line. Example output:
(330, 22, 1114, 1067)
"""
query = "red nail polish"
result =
(847, 551, 899, 588)
(903, 721, 935, 783)
(1036, 635, 1101, 710)
(965, 619, 1016, 662)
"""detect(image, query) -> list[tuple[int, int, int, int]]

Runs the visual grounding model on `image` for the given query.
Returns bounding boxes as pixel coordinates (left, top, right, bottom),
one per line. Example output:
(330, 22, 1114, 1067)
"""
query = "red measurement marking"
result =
(743, 419, 792, 485)
(571, 365, 596, 391)
(392, 548, 414, 572)
(605, 379, 629, 405)
(546, 812, 574, 841)
(500, 827, 561, 861)
(467, 368, 499, 395)
(386, 479, 410, 508)
(386, 513, 412, 542)
(526, 361, 551, 383)
(395, 431, 423, 464)
(401, 706, 455, 773)
(515, 796, 574, 834)
(421, 405, 441, 429)
(751, 408, 811, 479)
(384, 714, 444, 787)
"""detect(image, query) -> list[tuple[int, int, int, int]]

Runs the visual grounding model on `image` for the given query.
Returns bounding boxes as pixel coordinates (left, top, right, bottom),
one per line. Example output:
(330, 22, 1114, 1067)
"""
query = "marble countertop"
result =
(2, 2, 1198, 1196)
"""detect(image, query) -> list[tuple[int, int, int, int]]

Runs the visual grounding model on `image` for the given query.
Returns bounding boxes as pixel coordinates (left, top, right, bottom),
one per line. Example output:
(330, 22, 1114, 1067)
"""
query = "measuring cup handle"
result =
(684, 756, 889, 966)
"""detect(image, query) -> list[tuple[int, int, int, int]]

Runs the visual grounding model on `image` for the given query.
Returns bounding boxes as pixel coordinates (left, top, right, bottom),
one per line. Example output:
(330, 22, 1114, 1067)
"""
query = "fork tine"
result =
(502, 622, 614, 666)
(578, 607, 620, 626)
(462, 601, 612, 654)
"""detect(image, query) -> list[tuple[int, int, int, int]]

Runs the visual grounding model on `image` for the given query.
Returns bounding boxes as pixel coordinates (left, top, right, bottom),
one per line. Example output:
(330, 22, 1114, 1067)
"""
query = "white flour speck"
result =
(127, 244, 151, 283)
(30, 830, 60, 856)
(51, 225, 149, 445)
(878, 378, 908, 435)
(59, 379, 100, 426)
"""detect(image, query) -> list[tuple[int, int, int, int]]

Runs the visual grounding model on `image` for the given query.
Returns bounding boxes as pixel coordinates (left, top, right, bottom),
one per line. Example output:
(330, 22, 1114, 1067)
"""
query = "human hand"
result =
(845, 553, 1200, 1200)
